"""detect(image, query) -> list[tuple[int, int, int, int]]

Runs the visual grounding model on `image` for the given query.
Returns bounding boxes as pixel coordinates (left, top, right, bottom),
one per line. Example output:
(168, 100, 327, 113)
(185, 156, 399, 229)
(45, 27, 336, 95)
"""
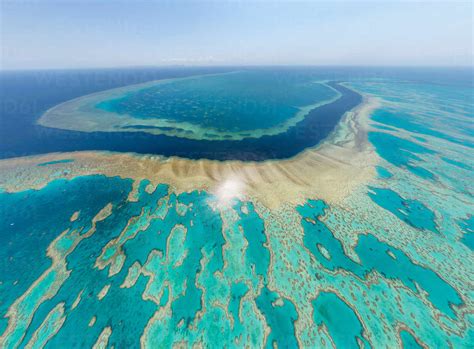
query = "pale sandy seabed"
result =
(1, 85, 473, 348)
(0, 97, 379, 209)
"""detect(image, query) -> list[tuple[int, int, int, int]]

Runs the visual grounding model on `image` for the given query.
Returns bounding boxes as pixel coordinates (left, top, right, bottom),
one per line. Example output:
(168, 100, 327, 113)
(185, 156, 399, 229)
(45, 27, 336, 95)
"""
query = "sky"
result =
(1, 1, 472, 70)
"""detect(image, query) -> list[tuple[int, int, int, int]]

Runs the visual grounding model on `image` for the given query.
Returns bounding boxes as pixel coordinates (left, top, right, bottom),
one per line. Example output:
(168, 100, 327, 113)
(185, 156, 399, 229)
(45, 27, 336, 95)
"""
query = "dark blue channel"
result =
(3, 67, 470, 161)
(0, 69, 361, 161)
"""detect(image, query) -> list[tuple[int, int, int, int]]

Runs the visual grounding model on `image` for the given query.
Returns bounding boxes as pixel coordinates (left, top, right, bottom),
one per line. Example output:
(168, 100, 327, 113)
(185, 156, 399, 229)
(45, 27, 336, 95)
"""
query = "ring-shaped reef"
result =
(38, 71, 362, 161)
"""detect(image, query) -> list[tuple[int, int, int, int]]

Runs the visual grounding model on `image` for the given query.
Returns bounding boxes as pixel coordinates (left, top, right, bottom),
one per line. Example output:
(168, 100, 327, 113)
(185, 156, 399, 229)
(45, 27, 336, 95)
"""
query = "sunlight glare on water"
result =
(210, 176, 245, 208)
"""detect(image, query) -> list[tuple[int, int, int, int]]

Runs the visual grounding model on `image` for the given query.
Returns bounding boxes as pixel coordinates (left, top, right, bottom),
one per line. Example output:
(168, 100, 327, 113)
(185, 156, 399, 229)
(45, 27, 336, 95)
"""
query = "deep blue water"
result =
(0, 67, 472, 347)
(1, 67, 471, 161)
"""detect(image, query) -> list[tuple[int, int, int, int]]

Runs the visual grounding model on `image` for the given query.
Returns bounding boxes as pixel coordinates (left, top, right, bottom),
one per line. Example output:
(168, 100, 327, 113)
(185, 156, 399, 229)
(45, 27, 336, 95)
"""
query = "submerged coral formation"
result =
(0, 76, 472, 348)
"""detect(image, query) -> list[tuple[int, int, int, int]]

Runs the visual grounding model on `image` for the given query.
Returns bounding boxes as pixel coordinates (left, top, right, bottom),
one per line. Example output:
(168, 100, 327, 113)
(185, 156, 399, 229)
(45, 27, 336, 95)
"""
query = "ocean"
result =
(0, 66, 472, 348)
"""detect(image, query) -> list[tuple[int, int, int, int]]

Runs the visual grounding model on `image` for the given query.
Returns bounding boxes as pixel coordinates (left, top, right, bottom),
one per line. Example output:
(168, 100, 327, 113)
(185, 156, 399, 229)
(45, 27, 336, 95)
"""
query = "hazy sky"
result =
(1, 1, 472, 70)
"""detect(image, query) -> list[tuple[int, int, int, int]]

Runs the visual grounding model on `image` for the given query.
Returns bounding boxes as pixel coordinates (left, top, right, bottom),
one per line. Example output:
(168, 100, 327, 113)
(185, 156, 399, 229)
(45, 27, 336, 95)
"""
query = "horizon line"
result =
(1, 63, 474, 73)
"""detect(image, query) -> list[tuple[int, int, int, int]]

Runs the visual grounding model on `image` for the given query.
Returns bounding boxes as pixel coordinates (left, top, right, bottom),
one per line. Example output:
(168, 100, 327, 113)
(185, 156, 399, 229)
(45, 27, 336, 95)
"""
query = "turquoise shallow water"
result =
(0, 71, 473, 348)
(96, 71, 337, 133)
(312, 292, 370, 348)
